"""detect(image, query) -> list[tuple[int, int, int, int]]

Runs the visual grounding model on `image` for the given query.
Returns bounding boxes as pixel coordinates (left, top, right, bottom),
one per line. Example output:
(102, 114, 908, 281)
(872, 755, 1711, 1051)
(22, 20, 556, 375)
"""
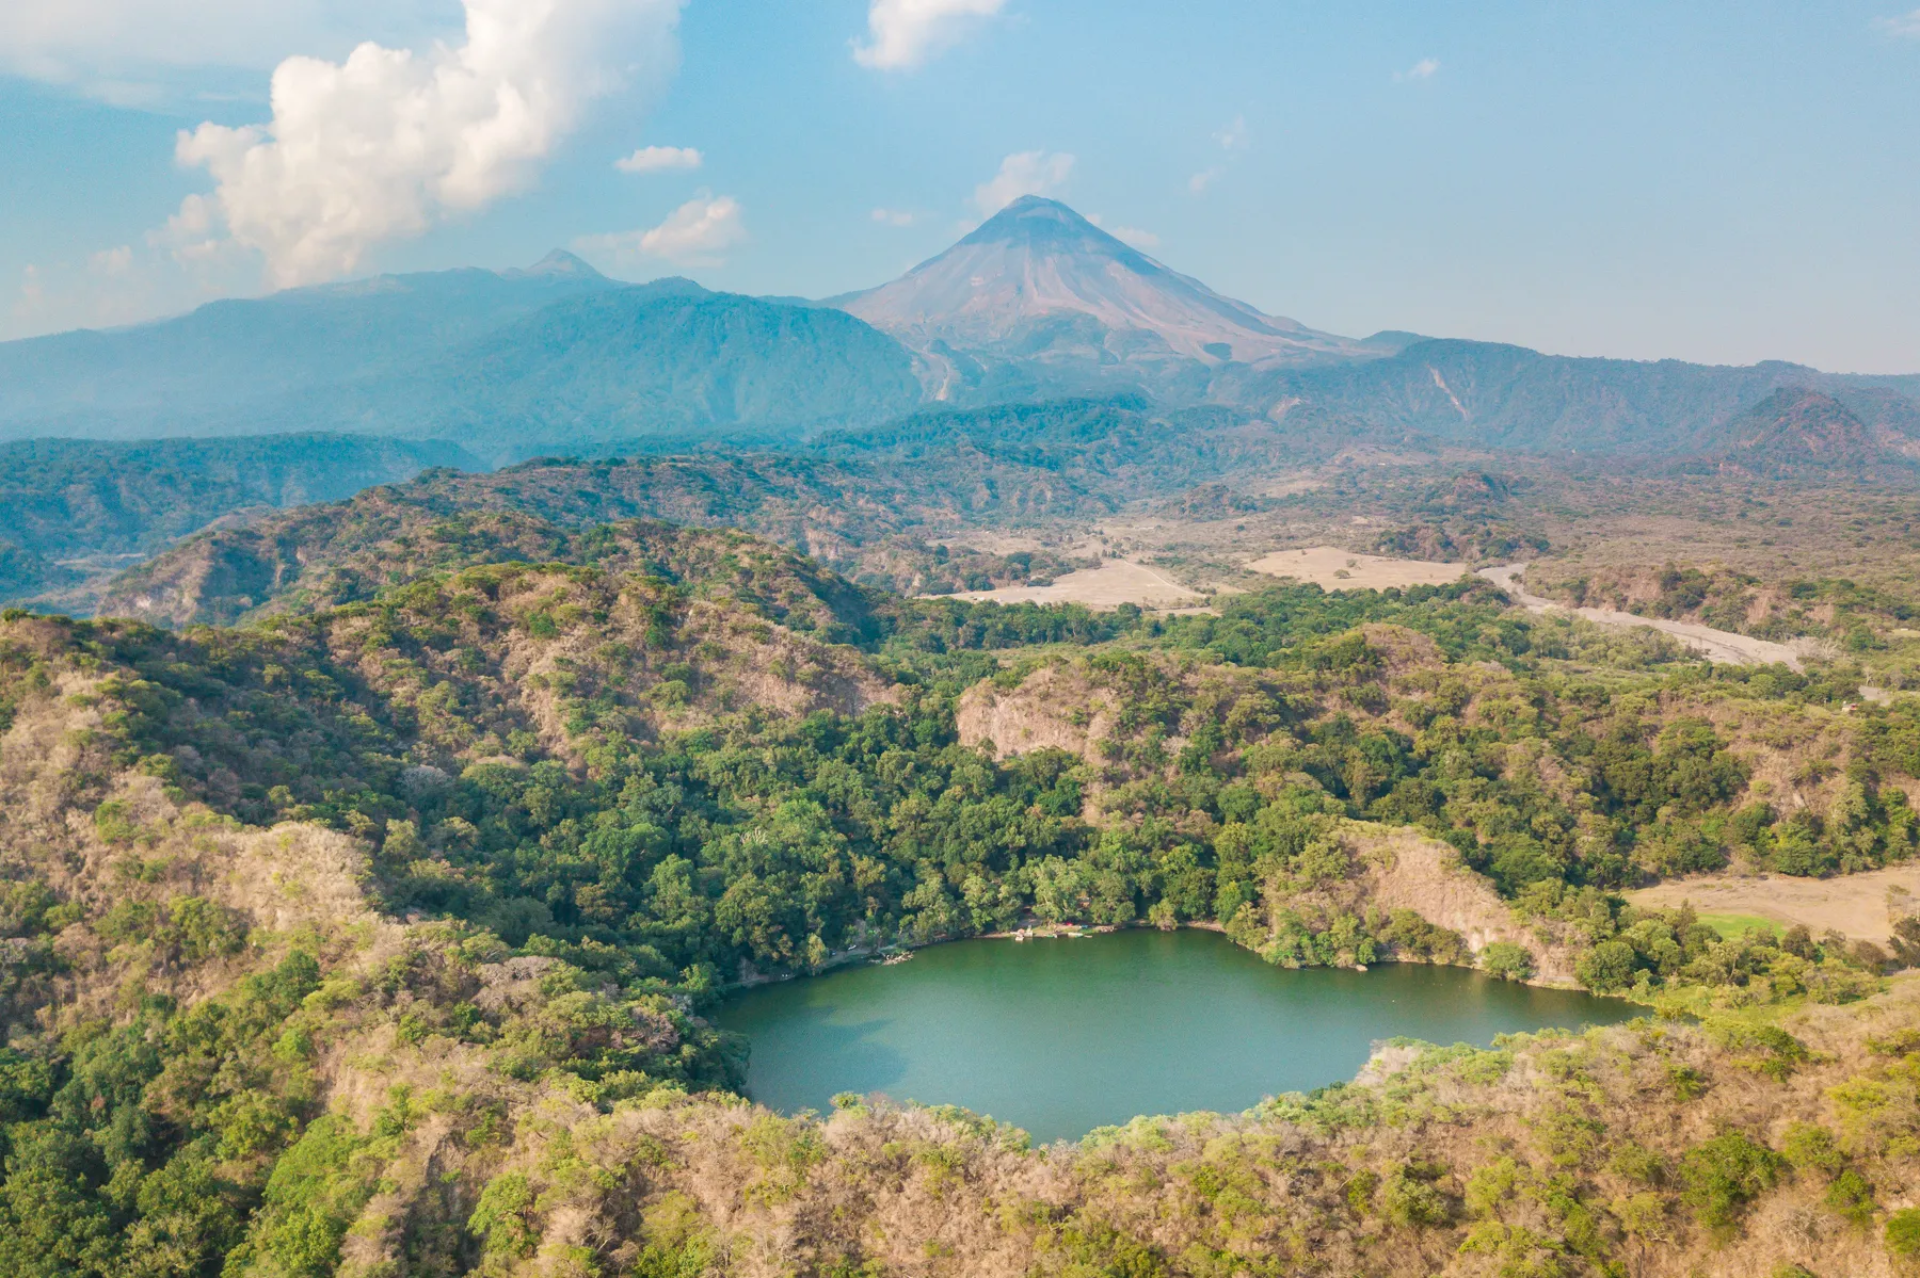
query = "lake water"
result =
(720, 928, 1639, 1143)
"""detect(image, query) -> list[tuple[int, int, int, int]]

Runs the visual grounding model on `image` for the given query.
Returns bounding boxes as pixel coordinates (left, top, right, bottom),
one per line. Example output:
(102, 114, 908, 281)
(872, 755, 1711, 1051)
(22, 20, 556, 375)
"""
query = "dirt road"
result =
(1478, 563, 1806, 670)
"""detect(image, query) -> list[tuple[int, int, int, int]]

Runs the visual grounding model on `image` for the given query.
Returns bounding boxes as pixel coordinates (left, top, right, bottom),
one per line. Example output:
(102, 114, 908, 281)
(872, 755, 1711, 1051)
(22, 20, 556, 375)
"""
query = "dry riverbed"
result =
(1479, 562, 1813, 669)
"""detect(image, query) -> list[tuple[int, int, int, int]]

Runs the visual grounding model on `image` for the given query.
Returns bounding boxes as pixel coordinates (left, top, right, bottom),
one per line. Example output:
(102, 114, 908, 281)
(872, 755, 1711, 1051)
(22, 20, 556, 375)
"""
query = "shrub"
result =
(1824, 1167, 1875, 1227)
(1888, 1207, 1920, 1257)
(1576, 939, 1636, 992)
(1380, 1163, 1452, 1228)
(1679, 1132, 1781, 1231)
(1481, 942, 1533, 982)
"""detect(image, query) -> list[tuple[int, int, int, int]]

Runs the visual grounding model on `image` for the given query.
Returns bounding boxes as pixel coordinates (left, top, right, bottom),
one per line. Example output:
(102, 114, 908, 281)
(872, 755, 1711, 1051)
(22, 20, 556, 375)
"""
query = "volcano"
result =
(828, 196, 1361, 398)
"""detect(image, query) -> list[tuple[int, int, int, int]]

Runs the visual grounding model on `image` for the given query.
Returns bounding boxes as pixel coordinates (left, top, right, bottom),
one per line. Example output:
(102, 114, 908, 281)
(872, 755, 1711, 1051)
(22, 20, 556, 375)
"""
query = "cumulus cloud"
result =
(172, 0, 684, 288)
(872, 207, 917, 226)
(854, 0, 1006, 70)
(577, 193, 745, 267)
(973, 150, 1073, 217)
(1395, 57, 1440, 82)
(1879, 9, 1920, 36)
(616, 144, 702, 173)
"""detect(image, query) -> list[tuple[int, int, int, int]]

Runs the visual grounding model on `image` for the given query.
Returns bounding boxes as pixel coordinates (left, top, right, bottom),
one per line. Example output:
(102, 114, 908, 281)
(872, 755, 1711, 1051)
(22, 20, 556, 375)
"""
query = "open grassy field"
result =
(1695, 912, 1786, 939)
(1627, 864, 1920, 945)
(941, 559, 1205, 610)
(1245, 545, 1469, 590)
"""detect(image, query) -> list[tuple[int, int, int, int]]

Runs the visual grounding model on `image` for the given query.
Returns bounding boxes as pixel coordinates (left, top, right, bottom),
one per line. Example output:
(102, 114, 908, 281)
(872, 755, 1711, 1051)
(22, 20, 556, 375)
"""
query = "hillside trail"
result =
(1478, 562, 1806, 670)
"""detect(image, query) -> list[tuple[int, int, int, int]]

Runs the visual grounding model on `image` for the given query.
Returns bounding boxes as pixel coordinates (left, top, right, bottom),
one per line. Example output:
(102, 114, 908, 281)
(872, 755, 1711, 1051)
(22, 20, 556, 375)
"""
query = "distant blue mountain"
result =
(4, 214, 1917, 460)
(1239, 339, 1920, 456)
(0, 256, 922, 457)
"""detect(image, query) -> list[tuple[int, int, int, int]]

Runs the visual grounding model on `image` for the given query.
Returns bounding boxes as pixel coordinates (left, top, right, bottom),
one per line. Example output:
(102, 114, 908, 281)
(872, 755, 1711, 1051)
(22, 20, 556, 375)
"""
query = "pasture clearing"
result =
(1245, 546, 1469, 591)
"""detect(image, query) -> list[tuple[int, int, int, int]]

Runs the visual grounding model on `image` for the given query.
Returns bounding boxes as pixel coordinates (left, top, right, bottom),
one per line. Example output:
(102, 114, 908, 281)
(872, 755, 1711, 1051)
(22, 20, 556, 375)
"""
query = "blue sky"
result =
(3, 0, 1918, 371)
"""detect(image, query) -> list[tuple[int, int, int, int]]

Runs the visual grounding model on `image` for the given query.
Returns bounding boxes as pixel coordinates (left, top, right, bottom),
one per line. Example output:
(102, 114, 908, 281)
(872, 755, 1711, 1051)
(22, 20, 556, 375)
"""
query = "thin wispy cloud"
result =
(11, 266, 43, 324)
(1190, 114, 1249, 197)
(1395, 57, 1440, 82)
(872, 208, 917, 227)
(616, 145, 702, 174)
(90, 246, 134, 276)
(1878, 9, 1920, 37)
(0, 0, 459, 102)
(973, 151, 1074, 216)
(854, 0, 1006, 71)
(1087, 214, 1158, 250)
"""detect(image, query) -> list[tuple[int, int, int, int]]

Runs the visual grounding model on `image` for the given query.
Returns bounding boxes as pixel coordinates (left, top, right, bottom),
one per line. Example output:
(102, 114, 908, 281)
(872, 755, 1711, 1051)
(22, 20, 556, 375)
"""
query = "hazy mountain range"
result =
(3, 196, 1918, 466)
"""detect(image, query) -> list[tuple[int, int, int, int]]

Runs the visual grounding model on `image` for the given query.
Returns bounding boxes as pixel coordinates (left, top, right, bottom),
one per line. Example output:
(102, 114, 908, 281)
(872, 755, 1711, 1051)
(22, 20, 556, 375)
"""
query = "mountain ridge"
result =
(2, 214, 1918, 464)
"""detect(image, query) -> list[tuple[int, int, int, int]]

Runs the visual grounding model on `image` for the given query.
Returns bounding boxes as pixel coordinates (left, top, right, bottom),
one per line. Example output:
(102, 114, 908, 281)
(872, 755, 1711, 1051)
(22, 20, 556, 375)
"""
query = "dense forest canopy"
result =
(3, 517, 1920, 1273)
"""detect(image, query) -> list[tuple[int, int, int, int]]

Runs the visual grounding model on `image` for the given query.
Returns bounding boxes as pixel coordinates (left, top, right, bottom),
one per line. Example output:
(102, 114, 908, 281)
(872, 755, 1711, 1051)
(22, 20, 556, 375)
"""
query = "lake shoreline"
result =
(722, 917, 1616, 997)
(719, 928, 1644, 1144)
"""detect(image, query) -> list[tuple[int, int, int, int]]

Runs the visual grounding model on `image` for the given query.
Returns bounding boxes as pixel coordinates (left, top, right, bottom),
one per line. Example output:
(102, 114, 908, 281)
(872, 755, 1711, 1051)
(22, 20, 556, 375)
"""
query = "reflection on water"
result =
(720, 928, 1639, 1143)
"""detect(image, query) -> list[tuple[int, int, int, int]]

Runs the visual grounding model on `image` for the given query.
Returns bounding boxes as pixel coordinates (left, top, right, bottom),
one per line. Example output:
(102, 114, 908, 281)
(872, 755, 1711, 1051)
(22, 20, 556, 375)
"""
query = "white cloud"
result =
(872, 207, 917, 226)
(640, 194, 744, 261)
(616, 144, 702, 173)
(12, 266, 45, 325)
(1214, 115, 1249, 151)
(972, 150, 1074, 217)
(170, 0, 685, 289)
(1085, 213, 1157, 250)
(577, 193, 745, 267)
(1878, 9, 1920, 36)
(1188, 167, 1223, 195)
(1395, 57, 1440, 82)
(5, 233, 255, 340)
(854, 0, 1006, 71)
(89, 246, 134, 276)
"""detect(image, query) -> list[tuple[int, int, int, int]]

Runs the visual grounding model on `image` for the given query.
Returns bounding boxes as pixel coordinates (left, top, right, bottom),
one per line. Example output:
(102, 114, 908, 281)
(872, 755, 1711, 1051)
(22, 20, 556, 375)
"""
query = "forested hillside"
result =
(0, 257, 617, 439)
(4, 518, 1920, 1272)
(0, 434, 479, 600)
(90, 393, 1367, 626)
(0, 434, 479, 561)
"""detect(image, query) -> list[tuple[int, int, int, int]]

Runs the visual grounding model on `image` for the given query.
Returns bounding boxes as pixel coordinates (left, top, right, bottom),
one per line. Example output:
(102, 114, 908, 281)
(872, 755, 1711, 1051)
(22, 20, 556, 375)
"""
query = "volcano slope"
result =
(5, 521, 1920, 1274)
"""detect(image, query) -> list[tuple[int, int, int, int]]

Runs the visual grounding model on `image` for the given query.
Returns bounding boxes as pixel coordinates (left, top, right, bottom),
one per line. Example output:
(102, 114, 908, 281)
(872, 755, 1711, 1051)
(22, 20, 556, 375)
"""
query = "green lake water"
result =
(720, 929, 1638, 1143)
